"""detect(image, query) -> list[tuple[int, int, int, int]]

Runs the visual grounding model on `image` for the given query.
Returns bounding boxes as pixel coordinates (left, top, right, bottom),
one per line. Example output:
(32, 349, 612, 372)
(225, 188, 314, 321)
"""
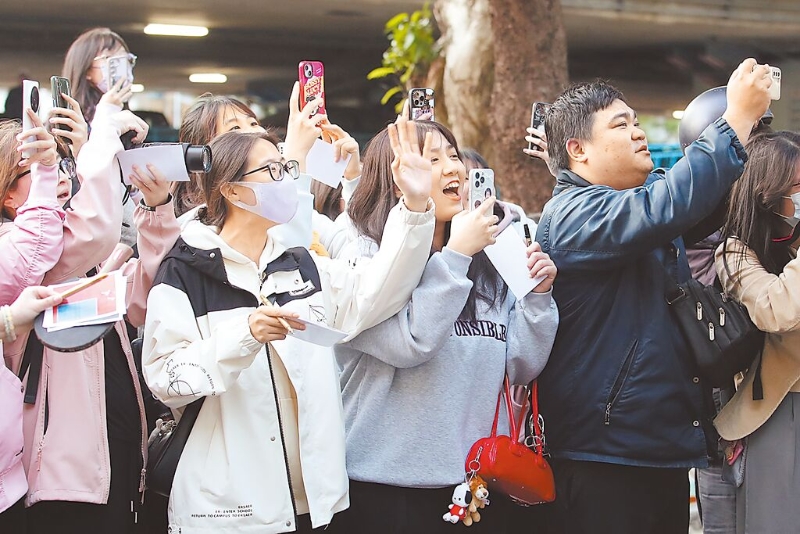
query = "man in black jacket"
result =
(535, 59, 772, 533)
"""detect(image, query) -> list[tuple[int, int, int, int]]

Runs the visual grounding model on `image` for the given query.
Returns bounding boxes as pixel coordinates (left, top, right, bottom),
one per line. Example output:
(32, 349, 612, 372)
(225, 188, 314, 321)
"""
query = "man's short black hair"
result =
(545, 80, 626, 173)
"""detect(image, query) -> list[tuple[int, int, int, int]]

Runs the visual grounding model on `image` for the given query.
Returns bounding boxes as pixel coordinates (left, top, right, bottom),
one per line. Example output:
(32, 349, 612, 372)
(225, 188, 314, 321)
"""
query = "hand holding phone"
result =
(409, 88, 435, 121)
(468, 168, 496, 215)
(22, 80, 40, 159)
(528, 102, 550, 151)
(769, 66, 781, 101)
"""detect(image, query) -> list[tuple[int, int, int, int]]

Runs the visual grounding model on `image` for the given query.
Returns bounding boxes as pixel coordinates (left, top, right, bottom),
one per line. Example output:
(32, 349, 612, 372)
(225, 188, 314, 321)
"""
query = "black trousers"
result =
(327, 479, 517, 534)
(0, 497, 26, 533)
(537, 459, 689, 534)
(26, 438, 141, 534)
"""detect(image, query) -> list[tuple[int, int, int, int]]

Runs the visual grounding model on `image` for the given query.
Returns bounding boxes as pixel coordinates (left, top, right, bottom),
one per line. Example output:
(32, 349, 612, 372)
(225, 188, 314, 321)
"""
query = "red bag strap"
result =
(529, 380, 545, 446)
(490, 387, 502, 438)
(490, 374, 519, 438)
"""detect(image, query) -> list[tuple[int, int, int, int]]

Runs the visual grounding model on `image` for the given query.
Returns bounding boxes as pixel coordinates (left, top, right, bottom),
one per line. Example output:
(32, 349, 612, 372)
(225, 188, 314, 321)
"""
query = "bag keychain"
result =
(443, 463, 491, 526)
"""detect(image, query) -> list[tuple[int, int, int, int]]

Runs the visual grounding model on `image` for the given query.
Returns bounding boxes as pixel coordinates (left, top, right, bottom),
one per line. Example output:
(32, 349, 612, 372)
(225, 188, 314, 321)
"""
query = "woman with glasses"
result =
(2, 104, 181, 533)
(62, 27, 136, 124)
(62, 27, 139, 247)
(141, 123, 436, 532)
(174, 87, 361, 259)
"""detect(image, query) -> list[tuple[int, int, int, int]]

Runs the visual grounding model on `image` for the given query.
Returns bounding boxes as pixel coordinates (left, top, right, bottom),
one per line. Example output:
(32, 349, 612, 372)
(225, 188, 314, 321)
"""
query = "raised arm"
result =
(44, 106, 149, 283)
(0, 115, 64, 303)
(117, 163, 180, 327)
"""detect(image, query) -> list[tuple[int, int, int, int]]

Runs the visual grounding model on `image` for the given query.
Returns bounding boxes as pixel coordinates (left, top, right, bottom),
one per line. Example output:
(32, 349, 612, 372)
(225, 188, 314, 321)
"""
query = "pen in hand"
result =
(524, 223, 533, 247)
(258, 293, 295, 335)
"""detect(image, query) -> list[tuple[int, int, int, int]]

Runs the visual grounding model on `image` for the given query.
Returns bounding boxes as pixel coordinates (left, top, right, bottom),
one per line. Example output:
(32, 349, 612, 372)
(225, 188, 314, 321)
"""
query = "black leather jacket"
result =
(536, 118, 747, 467)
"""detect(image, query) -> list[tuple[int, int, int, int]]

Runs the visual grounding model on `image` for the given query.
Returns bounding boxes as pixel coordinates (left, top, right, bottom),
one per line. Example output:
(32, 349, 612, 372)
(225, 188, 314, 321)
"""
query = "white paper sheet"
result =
(115, 145, 189, 185)
(306, 139, 351, 188)
(43, 271, 127, 332)
(484, 227, 546, 299)
(288, 319, 347, 347)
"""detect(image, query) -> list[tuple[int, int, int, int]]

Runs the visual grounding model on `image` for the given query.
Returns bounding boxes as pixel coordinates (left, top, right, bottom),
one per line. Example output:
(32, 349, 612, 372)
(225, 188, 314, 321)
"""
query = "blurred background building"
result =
(0, 0, 796, 150)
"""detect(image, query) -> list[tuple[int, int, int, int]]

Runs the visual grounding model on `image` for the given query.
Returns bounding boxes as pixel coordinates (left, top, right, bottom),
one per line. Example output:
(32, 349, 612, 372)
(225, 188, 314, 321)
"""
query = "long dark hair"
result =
(174, 94, 263, 217)
(722, 130, 800, 276)
(62, 28, 129, 123)
(198, 131, 281, 228)
(348, 121, 507, 320)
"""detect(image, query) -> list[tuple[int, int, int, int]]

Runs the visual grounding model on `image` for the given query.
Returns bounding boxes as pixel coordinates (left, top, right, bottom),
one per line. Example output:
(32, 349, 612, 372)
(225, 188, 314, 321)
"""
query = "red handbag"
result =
(465, 375, 555, 506)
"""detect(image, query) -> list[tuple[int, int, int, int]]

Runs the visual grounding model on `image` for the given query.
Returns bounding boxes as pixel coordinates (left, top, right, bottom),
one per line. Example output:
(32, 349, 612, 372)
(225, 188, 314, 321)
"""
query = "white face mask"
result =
(777, 191, 800, 228)
(228, 180, 298, 224)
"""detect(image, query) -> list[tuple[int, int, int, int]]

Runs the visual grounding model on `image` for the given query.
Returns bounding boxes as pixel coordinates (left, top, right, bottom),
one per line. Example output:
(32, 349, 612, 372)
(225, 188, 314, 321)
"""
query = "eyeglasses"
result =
(93, 52, 137, 67)
(241, 160, 300, 181)
(59, 157, 77, 181)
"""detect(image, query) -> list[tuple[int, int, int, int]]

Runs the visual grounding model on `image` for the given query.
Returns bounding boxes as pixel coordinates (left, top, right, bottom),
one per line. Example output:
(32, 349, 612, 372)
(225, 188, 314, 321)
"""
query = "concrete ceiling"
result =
(1, 0, 798, 131)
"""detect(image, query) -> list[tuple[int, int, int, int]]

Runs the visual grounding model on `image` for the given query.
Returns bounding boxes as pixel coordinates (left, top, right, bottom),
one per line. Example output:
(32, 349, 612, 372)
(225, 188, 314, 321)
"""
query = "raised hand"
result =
(447, 198, 499, 257)
(48, 93, 89, 158)
(99, 76, 133, 107)
(17, 109, 58, 167)
(526, 241, 557, 293)
(387, 115, 433, 213)
(285, 81, 327, 172)
(129, 163, 171, 208)
(319, 123, 361, 180)
(722, 58, 772, 145)
(107, 110, 149, 144)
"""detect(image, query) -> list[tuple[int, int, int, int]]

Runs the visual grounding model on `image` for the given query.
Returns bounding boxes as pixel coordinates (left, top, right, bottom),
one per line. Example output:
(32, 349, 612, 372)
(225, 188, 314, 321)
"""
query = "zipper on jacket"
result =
(264, 344, 299, 527)
(604, 340, 639, 426)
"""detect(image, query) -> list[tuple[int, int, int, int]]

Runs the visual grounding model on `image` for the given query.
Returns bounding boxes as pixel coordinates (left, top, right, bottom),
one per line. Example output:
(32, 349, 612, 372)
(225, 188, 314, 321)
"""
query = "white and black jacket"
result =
(142, 200, 434, 533)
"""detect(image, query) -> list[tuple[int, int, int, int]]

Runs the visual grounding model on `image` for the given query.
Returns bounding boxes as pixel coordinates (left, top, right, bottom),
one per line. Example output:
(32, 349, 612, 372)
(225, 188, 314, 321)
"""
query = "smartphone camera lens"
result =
(474, 180, 480, 188)
(30, 86, 39, 113)
(304, 64, 313, 78)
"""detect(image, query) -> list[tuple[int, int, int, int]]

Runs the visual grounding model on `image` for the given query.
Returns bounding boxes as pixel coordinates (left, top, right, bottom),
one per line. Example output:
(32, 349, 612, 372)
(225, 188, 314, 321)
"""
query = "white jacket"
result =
(143, 199, 434, 533)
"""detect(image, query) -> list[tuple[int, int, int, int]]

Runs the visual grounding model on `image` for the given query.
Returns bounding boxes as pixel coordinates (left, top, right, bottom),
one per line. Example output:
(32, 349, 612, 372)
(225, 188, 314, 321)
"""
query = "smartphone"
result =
(298, 60, 326, 116)
(21, 80, 40, 159)
(468, 168, 495, 214)
(409, 88, 434, 121)
(50, 76, 73, 142)
(528, 102, 550, 151)
(769, 66, 781, 101)
(106, 56, 128, 89)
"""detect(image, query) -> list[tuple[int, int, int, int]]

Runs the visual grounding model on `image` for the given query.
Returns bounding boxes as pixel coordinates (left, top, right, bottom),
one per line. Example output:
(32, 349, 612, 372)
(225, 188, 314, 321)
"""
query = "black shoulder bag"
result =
(660, 245, 764, 398)
(146, 397, 204, 497)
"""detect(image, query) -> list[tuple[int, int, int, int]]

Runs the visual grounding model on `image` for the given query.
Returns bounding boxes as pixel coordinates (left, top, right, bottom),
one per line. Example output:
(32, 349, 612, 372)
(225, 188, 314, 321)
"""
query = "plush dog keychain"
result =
(443, 471, 491, 526)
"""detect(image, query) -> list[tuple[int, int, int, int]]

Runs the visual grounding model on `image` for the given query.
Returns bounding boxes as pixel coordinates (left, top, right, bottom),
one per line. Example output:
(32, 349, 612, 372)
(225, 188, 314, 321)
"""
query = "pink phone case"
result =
(298, 61, 326, 116)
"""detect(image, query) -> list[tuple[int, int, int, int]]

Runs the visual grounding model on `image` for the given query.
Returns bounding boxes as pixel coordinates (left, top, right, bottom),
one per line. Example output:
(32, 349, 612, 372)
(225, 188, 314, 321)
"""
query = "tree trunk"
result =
(434, 0, 494, 159)
(435, 0, 569, 214)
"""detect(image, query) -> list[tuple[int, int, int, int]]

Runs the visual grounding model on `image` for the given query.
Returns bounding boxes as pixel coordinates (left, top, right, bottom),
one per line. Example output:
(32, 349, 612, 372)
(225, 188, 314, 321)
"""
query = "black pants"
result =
(327, 480, 516, 534)
(538, 459, 689, 534)
(0, 497, 26, 532)
(26, 438, 141, 534)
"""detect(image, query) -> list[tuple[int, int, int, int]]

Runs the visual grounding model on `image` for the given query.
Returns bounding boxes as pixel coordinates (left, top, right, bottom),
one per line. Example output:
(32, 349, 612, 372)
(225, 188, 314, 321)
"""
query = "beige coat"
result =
(713, 239, 800, 440)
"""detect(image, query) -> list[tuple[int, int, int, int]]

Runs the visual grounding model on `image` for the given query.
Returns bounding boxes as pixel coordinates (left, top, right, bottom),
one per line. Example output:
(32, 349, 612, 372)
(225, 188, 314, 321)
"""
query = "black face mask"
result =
(771, 219, 800, 246)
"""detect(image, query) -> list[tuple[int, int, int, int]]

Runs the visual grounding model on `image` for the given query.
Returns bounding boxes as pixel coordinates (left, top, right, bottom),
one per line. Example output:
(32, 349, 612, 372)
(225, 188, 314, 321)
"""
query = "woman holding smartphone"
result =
(714, 131, 800, 532)
(3, 104, 181, 534)
(329, 118, 559, 533)
(142, 122, 435, 532)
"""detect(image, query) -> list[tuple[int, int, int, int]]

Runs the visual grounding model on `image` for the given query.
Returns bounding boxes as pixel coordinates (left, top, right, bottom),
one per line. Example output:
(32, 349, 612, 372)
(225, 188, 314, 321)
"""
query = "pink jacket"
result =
(0, 154, 66, 513)
(0, 162, 66, 304)
(4, 106, 181, 507)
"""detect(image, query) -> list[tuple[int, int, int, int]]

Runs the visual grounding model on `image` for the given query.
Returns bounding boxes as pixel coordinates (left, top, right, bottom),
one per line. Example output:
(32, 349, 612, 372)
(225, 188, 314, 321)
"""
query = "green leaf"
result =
(385, 12, 409, 30)
(367, 67, 397, 80)
(381, 86, 403, 105)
